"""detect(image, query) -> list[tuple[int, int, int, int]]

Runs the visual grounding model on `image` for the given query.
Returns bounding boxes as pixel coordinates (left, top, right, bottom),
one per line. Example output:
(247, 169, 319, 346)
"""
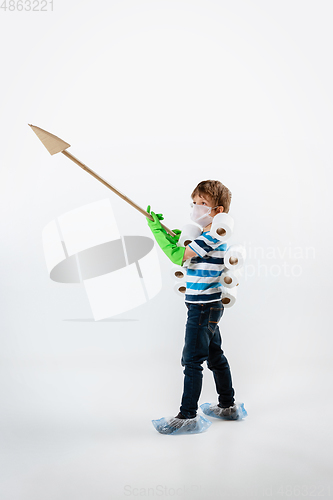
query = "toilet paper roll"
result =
(177, 224, 202, 247)
(210, 213, 234, 242)
(221, 286, 237, 308)
(174, 282, 187, 296)
(221, 268, 242, 288)
(170, 266, 186, 281)
(224, 244, 246, 271)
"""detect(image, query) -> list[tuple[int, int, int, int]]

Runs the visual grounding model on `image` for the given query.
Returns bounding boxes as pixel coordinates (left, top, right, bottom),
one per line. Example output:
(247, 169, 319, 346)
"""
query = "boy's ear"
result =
(217, 206, 224, 213)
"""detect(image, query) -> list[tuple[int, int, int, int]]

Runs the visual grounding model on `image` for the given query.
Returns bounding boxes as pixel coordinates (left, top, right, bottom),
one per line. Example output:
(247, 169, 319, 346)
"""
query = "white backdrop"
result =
(1, 1, 333, 499)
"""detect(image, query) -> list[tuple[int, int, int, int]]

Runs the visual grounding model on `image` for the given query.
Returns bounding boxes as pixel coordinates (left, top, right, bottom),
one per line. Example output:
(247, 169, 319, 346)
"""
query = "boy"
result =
(147, 180, 246, 434)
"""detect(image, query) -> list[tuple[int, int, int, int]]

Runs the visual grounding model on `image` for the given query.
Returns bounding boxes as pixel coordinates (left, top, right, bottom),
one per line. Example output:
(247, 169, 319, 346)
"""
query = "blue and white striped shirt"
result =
(185, 231, 226, 303)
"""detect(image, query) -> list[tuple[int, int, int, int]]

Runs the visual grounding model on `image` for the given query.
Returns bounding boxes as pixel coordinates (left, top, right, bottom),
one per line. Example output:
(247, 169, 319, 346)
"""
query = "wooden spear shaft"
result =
(62, 150, 175, 235)
(29, 124, 175, 237)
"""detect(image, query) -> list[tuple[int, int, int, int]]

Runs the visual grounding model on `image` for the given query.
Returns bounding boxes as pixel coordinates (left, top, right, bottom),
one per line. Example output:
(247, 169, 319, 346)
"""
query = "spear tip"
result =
(29, 124, 71, 155)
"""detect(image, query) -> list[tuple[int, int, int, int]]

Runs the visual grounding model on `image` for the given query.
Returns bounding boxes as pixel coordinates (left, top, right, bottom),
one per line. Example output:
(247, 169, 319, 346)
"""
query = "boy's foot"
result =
(200, 402, 247, 420)
(174, 411, 193, 419)
(152, 414, 211, 435)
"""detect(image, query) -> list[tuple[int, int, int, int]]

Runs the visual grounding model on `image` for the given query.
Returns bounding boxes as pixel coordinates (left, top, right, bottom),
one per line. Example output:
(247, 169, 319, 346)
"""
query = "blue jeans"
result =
(180, 300, 235, 418)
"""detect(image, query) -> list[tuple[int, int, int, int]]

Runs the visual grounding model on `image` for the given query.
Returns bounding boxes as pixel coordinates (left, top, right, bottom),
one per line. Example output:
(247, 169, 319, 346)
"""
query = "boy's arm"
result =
(183, 245, 197, 262)
(146, 207, 185, 266)
(146, 206, 198, 265)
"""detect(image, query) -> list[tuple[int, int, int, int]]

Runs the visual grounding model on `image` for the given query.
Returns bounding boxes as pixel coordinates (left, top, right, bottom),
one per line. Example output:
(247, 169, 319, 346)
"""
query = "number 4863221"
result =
(0, 0, 53, 11)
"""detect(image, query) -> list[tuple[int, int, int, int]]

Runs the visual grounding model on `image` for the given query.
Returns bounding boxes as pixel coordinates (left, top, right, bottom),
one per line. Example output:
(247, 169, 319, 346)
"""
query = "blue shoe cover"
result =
(152, 414, 212, 435)
(200, 402, 247, 420)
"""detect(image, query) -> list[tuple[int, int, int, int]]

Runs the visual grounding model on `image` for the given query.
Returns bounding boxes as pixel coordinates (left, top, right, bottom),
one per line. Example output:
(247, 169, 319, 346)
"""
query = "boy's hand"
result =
(146, 205, 181, 243)
(146, 205, 164, 230)
(146, 205, 185, 266)
(165, 229, 181, 245)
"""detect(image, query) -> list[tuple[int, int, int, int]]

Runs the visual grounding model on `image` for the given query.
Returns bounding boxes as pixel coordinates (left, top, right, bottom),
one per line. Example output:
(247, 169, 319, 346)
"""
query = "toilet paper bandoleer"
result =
(146, 180, 247, 436)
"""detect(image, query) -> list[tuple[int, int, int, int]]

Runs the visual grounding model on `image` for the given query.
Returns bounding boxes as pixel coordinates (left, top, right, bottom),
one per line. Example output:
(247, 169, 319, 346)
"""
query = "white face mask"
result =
(190, 204, 218, 228)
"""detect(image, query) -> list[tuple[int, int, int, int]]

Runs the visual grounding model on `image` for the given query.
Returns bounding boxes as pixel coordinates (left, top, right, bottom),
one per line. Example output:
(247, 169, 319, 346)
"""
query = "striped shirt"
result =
(184, 231, 227, 304)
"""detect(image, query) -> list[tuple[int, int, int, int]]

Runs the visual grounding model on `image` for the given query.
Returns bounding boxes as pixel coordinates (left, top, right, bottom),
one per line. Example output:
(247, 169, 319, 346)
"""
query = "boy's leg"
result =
(179, 303, 211, 418)
(207, 324, 235, 408)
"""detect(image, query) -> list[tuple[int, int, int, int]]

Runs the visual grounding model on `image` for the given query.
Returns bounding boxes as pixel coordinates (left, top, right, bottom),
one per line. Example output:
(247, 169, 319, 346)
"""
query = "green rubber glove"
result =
(146, 205, 185, 266)
(165, 229, 181, 245)
(146, 206, 181, 243)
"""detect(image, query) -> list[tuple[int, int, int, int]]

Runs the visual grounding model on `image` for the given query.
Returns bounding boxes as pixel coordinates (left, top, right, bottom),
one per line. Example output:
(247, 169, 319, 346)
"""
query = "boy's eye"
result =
(190, 201, 207, 206)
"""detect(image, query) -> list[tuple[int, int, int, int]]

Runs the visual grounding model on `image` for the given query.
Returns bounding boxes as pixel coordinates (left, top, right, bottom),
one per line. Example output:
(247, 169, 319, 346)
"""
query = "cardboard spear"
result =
(28, 124, 176, 237)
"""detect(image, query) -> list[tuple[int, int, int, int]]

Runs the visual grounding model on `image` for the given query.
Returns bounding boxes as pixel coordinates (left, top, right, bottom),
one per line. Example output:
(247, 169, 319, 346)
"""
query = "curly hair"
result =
(191, 180, 232, 213)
